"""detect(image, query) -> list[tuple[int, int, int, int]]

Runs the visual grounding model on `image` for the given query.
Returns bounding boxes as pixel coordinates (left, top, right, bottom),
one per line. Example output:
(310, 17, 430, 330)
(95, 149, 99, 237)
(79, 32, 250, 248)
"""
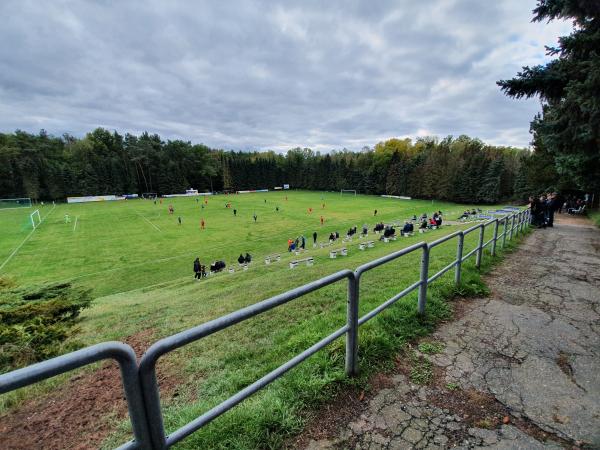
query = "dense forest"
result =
(0, 129, 538, 203)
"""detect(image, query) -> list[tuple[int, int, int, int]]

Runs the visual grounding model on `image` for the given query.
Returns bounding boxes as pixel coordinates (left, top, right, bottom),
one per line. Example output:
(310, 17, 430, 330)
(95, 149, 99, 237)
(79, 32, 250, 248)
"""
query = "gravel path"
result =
(300, 215, 600, 450)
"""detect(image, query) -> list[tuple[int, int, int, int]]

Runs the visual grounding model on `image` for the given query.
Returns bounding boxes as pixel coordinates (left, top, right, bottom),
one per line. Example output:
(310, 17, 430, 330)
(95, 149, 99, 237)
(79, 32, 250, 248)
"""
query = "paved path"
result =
(301, 216, 600, 449)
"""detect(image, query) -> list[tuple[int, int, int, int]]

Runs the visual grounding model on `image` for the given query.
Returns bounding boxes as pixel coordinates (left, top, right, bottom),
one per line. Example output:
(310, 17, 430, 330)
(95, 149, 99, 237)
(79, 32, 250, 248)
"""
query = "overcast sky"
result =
(0, 1, 572, 152)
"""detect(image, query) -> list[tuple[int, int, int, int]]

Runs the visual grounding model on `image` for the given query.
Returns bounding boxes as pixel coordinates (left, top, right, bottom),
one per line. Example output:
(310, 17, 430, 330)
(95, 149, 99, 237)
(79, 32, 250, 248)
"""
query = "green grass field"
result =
(0, 191, 524, 449)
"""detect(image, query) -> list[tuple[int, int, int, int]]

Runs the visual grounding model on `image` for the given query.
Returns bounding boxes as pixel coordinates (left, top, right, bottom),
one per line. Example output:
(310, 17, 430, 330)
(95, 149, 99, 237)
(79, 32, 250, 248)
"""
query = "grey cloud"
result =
(0, 0, 571, 151)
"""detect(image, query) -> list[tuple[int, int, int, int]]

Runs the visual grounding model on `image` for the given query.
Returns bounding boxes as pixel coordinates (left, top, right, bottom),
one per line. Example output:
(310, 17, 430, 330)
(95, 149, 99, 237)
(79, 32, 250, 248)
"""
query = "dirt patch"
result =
(556, 352, 574, 380)
(0, 328, 182, 450)
(287, 372, 395, 449)
(554, 214, 596, 228)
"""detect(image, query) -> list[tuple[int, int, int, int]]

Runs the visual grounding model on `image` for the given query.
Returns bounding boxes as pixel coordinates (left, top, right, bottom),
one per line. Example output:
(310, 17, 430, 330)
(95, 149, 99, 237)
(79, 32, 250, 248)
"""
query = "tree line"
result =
(1, 128, 540, 203)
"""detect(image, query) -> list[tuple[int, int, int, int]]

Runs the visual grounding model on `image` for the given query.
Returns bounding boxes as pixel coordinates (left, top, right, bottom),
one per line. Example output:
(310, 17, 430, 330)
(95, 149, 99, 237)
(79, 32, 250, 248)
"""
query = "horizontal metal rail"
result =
(139, 269, 354, 449)
(0, 208, 530, 450)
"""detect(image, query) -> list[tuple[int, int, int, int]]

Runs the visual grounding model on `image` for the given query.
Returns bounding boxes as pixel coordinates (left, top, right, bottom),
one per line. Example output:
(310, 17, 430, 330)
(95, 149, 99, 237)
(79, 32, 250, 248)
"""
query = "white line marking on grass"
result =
(0, 204, 56, 272)
(73, 216, 79, 232)
(136, 210, 161, 232)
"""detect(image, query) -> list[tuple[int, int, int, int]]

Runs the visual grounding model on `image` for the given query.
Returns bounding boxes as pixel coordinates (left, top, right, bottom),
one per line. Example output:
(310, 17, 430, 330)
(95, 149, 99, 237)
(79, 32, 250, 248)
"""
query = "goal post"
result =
(30, 209, 41, 229)
(340, 189, 357, 196)
(0, 197, 32, 209)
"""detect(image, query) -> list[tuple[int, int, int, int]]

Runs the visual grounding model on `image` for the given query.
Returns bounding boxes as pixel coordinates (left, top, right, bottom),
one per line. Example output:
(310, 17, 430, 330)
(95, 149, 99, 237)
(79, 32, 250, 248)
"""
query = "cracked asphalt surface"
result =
(301, 216, 600, 449)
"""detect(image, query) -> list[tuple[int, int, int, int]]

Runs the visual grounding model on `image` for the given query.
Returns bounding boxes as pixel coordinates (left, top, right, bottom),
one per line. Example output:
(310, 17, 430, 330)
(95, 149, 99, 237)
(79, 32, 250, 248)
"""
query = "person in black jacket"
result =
(210, 260, 226, 272)
(244, 253, 252, 263)
(238, 254, 245, 265)
(193, 257, 201, 280)
(547, 192, 559, 227)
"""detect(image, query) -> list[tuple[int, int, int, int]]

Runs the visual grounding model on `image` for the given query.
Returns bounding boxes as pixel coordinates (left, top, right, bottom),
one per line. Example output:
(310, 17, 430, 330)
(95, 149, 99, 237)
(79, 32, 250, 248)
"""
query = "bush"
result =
(0, 278, 92, 373)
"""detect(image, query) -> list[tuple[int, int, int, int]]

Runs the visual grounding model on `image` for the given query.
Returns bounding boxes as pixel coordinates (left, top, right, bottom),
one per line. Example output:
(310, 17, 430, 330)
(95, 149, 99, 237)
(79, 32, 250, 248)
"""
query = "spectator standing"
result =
(193, 257, 201, 280)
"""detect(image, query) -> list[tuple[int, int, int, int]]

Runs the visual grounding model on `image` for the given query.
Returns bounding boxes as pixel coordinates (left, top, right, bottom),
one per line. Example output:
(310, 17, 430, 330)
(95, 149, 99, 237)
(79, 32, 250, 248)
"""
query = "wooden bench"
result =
(264, 254, 281, 264)
(289, 257, 314, 269)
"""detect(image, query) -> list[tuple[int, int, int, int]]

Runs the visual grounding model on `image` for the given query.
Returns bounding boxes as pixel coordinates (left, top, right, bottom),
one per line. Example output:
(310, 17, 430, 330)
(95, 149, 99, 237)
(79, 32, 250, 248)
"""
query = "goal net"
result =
(30, 209, 41, 229)
(142, 193, 158, 199)
(0, 197, 32, 209)
(340, 189, 357, 196)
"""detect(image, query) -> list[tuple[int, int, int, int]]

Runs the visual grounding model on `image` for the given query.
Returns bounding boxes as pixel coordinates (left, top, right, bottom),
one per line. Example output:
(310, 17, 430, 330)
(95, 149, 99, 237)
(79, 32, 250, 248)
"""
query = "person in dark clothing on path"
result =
(313, 231, 317, 244)
(253, 213, 257, 222)
(193, 257, 201, 280)
(530, 196, 546, 228)
(233, 209, 237, 216)
(547, 193, 559, 227)
(178, 216, 182, 225)
(374, 209, 377, 216)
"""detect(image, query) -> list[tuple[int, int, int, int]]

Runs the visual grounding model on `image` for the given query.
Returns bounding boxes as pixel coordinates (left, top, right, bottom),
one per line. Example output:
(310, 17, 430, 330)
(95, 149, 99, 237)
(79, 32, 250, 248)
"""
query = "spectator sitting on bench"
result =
(329, 232, 335, 242)
(458, 210, 470, 220)
(362, 224, 368, 235)
(412, 214, 417, 221)
(244, 253, 252, 264)
(237, 254, 245, 265)
(420, 219, 428, 229)
(210, 260, 226, 272)
(429, 217, 437, 228)
(435, 215, 442, 226)
(402, 221, 412, 235)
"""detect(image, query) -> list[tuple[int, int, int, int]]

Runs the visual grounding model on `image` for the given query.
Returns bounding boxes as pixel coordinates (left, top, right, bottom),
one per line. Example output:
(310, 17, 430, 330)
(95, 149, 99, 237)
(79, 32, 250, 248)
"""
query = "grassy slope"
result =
(95, 226, 518, 449)
(0, 192, 524, 449)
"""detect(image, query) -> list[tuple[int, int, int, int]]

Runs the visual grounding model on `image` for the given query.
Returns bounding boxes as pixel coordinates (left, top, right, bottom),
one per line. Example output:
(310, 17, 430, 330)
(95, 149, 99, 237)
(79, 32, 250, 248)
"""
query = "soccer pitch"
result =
(0, 191, 482, 297)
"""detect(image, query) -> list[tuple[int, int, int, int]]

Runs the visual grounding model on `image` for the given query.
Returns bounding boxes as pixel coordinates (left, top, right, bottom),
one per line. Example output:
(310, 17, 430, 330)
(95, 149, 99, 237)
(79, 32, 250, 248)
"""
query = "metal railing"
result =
(0, 209, 531, 450)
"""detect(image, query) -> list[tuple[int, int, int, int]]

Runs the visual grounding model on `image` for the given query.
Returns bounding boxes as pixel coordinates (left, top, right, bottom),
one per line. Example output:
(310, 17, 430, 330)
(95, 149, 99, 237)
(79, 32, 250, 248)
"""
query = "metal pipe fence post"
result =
(491, 219, 499, 257)
(139, 370, 168, 450)
(418, 246, 430, 315)
(502, 217, 508, 248)
(345, 275, 359, 376)
(517, 212, 522, 235)
(509, 214, 515, 240)
(455, 233, 464, 285)
(475, 225, 484, 269)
